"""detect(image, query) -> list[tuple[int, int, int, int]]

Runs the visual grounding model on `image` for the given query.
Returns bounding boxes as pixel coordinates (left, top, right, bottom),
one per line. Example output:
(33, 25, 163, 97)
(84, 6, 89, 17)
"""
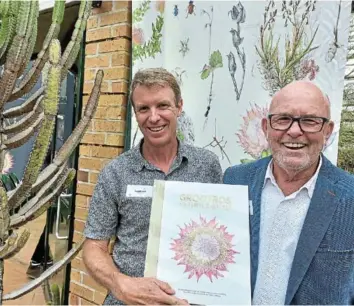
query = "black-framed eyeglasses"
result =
(268, 114, 329, 133)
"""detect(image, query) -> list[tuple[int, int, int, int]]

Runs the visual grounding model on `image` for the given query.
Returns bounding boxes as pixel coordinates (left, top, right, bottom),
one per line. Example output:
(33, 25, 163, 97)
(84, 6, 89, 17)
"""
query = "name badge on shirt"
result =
(126, 185, 153, 198)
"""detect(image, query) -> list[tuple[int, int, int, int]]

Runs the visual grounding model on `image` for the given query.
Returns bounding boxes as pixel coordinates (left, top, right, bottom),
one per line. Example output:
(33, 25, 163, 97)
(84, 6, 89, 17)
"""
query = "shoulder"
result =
(223, 157, 271, 184)
(329, 164, 354, 195)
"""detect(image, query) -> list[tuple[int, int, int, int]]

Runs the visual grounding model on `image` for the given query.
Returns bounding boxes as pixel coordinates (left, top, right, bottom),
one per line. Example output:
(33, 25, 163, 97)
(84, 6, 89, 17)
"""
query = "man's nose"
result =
(148, 108, 161, 122)
(287, 120, 303, 137)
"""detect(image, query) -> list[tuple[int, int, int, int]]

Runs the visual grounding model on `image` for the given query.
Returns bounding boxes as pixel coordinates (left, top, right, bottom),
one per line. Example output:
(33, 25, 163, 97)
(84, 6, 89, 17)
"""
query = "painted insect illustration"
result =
(186, 1, 196, 18)
(173, 4, 179, 17)
(326, 0, 342, 62)
(179, 38, 190, 57)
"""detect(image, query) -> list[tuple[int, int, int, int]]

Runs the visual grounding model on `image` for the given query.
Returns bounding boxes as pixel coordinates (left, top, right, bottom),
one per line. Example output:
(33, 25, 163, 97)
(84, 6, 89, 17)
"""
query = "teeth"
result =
(284, 143, 305, 148)
(149, 126, 164, 132)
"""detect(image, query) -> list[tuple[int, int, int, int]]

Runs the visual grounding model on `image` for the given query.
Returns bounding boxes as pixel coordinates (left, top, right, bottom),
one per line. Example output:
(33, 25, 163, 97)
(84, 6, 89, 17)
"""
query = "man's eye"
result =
(138, 107, 148, 112)
(275, 116, 291, 123)
(159, 104, 169, 109)
(302, 118, 321, 125)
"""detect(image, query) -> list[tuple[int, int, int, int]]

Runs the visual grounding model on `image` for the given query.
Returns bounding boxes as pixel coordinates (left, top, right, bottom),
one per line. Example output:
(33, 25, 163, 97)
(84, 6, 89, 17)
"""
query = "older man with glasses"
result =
(224, 80, 354, 305)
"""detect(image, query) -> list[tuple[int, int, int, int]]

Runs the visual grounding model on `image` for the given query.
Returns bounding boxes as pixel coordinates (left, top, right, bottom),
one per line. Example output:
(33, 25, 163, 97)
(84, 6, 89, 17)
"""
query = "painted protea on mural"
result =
(156, 0, 165, 13)
(2, 151, 14, 174)
(170, 216, 238, 282)
(236, 104, 270, 163)
(132, 27, 145, 46)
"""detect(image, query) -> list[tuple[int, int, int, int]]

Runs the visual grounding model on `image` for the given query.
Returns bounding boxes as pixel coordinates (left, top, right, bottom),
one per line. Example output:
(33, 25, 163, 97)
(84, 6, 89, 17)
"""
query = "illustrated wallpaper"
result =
(131, 0, 351, 170)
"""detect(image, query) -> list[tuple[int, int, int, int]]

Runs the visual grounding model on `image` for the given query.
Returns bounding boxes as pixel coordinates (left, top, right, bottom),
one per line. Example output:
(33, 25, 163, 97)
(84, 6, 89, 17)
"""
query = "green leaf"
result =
(240, 158, 255, 164)
(200, 68, 211, 80)
(209, 50, 223, 69)
(261, 149, 271, 158)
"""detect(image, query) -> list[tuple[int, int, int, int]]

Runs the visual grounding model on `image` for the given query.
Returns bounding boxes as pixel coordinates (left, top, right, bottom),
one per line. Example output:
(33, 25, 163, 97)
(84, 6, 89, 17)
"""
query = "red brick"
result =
(70, 282, 94, 301)
(79, 157, 103, 171)
(106, 134, 125, 146)
(85, 55, 110, 68)
(75, 195, 89, 208)
(77, 170, 89, 182)
(112, 24, 131, 38)
(92, 0, 112, 14)
(98, 39, 130, 53)
(86, 27, 112, 42)
(94, 120, 125, 133)
(85, 43, 98, 55)
(112, 52, 130, 66)
(91, 146, 122, 158)
(114, 0, 131, 10)
(112, 81, 128, 93)
(87, 16, 98, 29)
(99, 11, 130, 26)
(81, 132, 106, 145)
(77, 183, 95, 197)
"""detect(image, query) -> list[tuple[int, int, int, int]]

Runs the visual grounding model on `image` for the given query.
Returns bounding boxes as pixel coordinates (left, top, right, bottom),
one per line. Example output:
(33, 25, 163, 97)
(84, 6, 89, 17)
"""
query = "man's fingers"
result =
(154, 279, 175, 295)
(163, 294, 189, 305)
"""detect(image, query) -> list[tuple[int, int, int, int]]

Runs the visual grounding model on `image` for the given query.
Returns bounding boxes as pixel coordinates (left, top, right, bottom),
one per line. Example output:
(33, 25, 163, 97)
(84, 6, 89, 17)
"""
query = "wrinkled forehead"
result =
(270, 86, 329, 117)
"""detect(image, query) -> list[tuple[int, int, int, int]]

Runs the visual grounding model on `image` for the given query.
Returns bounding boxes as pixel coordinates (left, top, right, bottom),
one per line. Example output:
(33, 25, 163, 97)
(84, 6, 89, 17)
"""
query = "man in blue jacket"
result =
(224, 80, 354, 305)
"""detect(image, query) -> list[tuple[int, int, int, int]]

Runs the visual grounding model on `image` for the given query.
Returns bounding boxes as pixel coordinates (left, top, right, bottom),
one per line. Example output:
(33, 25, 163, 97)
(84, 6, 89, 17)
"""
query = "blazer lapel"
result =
(248, 158, 270, 296)
(285, 162, 340, 304)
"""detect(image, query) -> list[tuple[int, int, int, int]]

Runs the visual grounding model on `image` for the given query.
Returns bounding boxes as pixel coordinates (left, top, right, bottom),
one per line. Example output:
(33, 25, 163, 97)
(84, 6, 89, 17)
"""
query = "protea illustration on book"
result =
(170, 216, 238, 282)
(256, 0, 320, 96)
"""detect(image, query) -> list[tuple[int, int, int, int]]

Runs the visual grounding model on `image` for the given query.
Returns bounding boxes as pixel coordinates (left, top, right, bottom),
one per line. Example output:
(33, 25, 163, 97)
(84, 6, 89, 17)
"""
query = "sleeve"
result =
(84, 166, 119, 240)
(209, 153, 223, 184)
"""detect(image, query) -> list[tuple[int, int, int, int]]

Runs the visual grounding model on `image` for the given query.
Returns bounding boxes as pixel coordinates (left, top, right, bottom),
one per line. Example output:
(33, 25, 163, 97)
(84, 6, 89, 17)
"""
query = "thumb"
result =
(155, 279, 175, 295)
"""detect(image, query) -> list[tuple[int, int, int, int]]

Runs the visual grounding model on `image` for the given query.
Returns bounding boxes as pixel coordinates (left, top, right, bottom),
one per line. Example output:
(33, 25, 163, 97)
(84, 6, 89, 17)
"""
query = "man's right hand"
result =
(112, 273, 189, 305)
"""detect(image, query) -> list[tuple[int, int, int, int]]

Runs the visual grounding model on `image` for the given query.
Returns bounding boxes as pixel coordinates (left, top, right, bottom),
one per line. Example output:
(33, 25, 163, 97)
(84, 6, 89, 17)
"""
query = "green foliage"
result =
(177, 129, 185, 142)
(200, 50, 223, 80)
(209, 50, 223, 69)
(132, 0, 151, 23)
(132, 15, 164, 63)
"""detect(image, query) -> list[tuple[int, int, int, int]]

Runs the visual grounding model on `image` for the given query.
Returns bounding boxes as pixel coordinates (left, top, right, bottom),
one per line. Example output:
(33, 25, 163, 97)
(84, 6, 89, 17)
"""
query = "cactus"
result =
(0, 0, 104, 303)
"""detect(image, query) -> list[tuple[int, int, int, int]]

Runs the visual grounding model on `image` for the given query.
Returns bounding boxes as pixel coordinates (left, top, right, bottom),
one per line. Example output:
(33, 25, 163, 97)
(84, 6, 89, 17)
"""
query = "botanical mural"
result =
(131, 0, 351, 170)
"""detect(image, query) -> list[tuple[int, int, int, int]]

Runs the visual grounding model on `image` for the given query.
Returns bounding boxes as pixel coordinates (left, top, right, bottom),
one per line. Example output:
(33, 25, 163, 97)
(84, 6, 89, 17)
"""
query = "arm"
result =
(82, 238, 189, 305)
(82, 164, 189, 305)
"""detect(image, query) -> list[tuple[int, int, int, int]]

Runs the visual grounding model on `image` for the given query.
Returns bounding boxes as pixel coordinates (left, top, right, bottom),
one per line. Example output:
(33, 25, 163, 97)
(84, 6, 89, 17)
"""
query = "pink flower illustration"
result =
(132, 27, 145, 46)
(236, 104, 270, 159)
(156, 0, 165, 13)
(299, 58, 319, 81)
(171, 216, 238, 282)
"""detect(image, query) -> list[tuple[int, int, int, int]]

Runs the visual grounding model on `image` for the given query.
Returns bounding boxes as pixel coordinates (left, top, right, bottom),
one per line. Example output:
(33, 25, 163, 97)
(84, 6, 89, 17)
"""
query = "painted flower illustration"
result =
(132, 27, 145, 46)
(2, 151, 14, 174)
(236, 104, 270, 160)
(155, 0, 165, 13)
(170, 216, 238, 282)
(228, 2, 246, 23)
(298, 58, 320, 81)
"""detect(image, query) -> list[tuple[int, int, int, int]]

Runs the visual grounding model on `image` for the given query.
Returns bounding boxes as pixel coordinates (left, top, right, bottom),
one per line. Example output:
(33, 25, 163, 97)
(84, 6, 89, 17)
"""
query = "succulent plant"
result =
(0, 0, 104, 303)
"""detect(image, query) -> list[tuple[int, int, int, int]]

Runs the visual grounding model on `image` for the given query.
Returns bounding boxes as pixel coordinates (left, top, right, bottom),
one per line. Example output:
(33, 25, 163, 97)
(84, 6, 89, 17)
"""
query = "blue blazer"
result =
(223, 155, 354, 305)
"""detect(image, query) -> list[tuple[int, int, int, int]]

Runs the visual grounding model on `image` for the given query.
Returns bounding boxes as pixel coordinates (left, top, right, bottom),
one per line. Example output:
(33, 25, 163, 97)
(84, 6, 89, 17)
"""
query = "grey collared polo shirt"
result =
(84, 140, 223, 305)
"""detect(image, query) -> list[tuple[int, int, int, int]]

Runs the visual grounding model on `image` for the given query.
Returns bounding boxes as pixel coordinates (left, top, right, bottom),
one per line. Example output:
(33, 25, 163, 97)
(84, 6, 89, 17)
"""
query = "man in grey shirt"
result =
(83, 68, 223, 305)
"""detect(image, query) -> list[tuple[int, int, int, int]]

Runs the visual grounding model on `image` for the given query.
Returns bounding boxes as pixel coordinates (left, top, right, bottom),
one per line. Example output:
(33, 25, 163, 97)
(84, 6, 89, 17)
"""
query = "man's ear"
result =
(177, 99, 183, 116)
(325, 120, 335, 140)
(261, 117, 268, 138)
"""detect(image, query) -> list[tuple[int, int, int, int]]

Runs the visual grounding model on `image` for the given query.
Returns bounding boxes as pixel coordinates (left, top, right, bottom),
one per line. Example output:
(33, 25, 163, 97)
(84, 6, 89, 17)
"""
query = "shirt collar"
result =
(263, 155, 322, 198)
(131, 138, 190, 172)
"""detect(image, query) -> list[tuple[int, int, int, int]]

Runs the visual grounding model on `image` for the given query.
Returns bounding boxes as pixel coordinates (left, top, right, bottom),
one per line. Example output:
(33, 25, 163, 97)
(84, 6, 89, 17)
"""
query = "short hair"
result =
(129, 67, 181, 107)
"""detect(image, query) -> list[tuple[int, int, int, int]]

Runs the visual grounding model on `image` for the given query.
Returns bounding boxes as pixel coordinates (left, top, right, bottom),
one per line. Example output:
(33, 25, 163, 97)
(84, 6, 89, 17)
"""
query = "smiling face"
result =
(262, 81, 334, 173)
(132, 84, 182, 148)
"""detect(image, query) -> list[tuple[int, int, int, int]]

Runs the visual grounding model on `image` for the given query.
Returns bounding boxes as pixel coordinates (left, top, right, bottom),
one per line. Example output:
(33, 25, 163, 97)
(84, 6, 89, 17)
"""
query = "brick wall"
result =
(69, 1, 131, 304)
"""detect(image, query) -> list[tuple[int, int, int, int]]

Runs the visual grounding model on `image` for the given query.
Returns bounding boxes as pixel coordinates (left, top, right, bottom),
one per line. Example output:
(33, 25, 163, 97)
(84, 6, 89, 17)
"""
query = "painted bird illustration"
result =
(227, 52, 237, 77)
(230, 28, 243, 48)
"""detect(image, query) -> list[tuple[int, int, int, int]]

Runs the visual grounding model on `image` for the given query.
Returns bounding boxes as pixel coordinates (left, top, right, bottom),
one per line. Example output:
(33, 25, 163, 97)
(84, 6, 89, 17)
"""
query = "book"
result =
(145, 180, 251, 305)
